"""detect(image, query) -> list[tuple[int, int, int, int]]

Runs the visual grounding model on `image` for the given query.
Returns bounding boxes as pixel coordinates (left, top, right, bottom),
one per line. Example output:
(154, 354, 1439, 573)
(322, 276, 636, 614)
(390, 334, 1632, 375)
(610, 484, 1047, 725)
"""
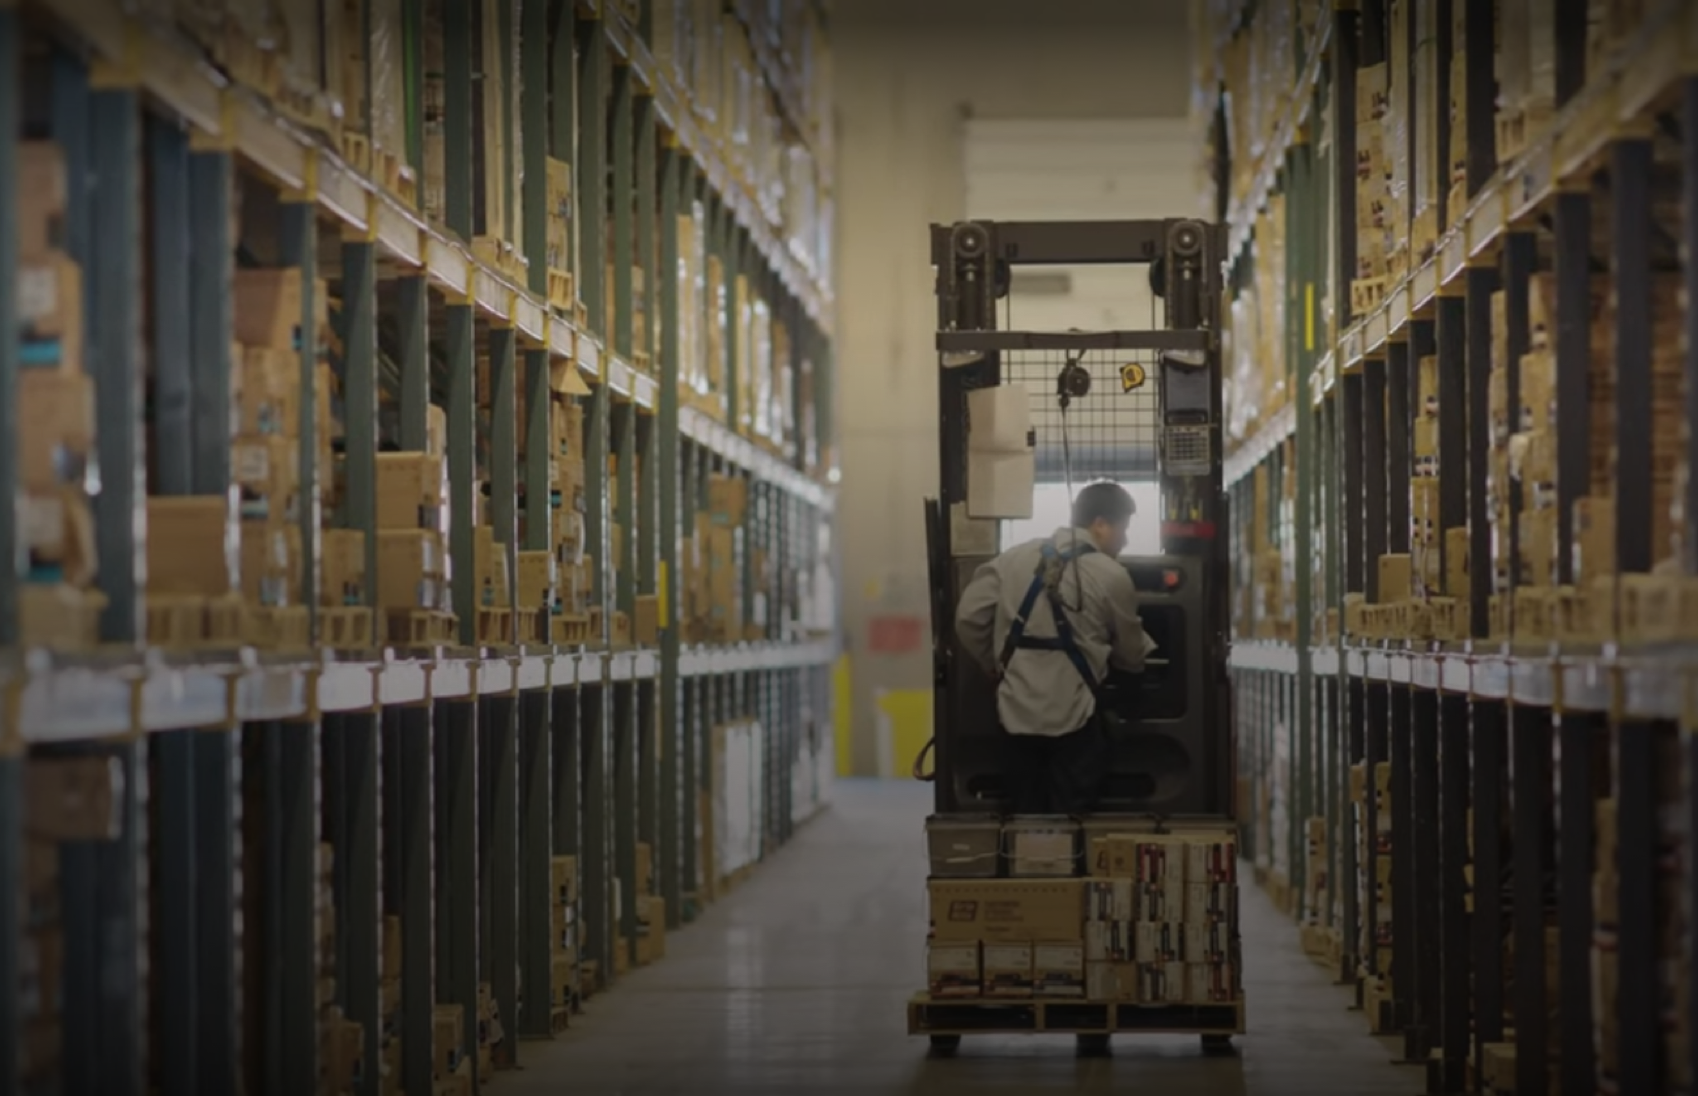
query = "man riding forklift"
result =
(953, 482, 1156, 817)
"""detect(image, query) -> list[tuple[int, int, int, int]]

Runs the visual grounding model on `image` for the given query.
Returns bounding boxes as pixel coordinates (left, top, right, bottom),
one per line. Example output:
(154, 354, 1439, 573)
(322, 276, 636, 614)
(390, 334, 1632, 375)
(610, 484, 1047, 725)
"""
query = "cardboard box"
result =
(432, 1004, 465, 1078)
(1183, 920, 1233, 963)
(1184, 882, 1238, 925)
(550, 954, 576, 1008)
(22, 487, 97, 588)
(1005, 820, 1079, 877)
(241, 520, 303, 606)
(1085, 961, 1138, 1002)
(18, 142, 67, 262)
(1137, 961, 1186, 1004)
(1134, 922, 1184, 963)
(1182, 838, 1237, 884)
(146, 496, 237, 597)
(636, 897, 666, 964)
(234, 268, 329, 351)
(928, 880, 1085, 943)
(376, 530, 447, 611)
(375, 452, 447, 530)
(633, 594, 660, 645)
(925, 941, 980, 999)
(25, 755, 122, 841)
(474, 526, 511, 608)
(19, 369, 93, 491)
(1033, 943, 1085, 998)
(1085, 918, 1134, 963)
(550, 856, 579, 907)
(18, 251, 83, 370)
(981, 943, 1034, 997)
(1378, 554, 1413, 603)
(1084, 878, 1134, 922)
(1187, 960, 1239, 1003)
(231, 434, 299, 511)
(516, 550, 555, 613)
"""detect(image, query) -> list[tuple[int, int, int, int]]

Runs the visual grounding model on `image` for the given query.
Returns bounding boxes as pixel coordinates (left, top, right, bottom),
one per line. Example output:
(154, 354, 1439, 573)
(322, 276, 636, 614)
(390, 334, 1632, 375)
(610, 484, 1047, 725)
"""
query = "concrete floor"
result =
(504, 780, 1423, 1096)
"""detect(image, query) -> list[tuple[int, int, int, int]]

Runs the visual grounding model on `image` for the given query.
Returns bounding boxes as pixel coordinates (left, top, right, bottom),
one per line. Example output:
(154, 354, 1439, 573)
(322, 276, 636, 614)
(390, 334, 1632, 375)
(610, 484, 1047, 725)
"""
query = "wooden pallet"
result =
(552, 613, 593, 645)
(340, 131, 373, 174)
(1350, 276, 1386, 315)
(385, 609, 458, 646)
(146, 595, 207, 646)
(547, 269, 575, 312)
(19, 584, 108, 651)
(515, 608, 546, 644)
(205, 595, 247, 647)
(475, 606, 514, 644)
(1494, 105, 1553, 166)
(320, 606, 375, 650)
(907, 994, 1245, 1037)
(550, 1005, 573, 1034)
(247, 605, 312, 649)
(371, 145, 409, 203)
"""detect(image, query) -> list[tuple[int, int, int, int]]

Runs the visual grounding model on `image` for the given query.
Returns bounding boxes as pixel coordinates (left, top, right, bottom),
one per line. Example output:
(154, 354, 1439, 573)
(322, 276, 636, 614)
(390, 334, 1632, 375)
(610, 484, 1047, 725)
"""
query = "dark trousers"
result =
(1004, 714, 1110, 817)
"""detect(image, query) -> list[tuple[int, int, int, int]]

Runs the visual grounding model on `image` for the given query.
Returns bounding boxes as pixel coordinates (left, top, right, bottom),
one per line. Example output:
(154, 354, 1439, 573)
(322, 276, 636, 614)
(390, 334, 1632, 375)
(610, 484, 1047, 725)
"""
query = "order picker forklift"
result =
(912, 217, 1241, 1055)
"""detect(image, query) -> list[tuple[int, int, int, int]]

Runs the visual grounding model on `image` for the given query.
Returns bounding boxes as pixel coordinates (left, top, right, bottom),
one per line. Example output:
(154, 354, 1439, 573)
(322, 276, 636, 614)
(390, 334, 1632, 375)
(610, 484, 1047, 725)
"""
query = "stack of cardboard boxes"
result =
(1354, 61, 1393, 306)
(549, 856, 580, 1021)
(1349, 760, 1395, 1031)
(431, 1003, 471, 1095)
(230, 267, 333, 648)
(634, 842, 668, 966)
(475, 982, 503, 1081)
(374, 446, 452, 643)
(17, 139, 105, 649)
(21, 755, 123, 1094)
(550, 396, 594, 642)
(924, 823, 1243, 1010)
(316, 843, 367, 1095)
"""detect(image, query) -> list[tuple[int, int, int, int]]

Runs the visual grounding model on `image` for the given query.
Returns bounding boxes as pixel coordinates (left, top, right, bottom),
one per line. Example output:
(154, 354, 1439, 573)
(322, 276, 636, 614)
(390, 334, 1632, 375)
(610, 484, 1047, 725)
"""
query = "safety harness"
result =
(996, 540, 1101, 698)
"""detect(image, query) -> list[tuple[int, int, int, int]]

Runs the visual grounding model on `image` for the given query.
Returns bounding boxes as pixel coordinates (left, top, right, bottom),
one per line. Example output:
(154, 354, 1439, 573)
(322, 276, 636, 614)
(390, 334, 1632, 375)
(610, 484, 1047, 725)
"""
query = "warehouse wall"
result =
(832, 3, 1193, 775)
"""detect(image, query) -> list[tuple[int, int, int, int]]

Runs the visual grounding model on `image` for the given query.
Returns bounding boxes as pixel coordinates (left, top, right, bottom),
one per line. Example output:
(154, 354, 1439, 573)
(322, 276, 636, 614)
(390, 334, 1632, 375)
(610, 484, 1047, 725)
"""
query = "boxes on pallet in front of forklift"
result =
(1003, 817, 1081, 878)
(928, 879, 1084, 943)
(924, 814, 1001, 878)
(925, 940, 980, 998)
(982, 943, 1034, 997)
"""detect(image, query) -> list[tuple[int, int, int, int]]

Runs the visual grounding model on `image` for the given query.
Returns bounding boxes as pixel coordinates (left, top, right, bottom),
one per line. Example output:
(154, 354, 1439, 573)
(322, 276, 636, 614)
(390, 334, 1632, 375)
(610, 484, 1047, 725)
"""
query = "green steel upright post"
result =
(278, 199, 320, 637)
(186, 138, 239, 1091)
(612, 64, 634, 361)
(342, 235, 380, 624)
(397, 277, 431, 452)
(1292, 137, 1316, 924)
(550, 0, 577, 283)
(579, 17, 611, 628)
(448, 302, 478, 644)
(523, 0, 548, 299)
(444, 0, 474, 240)
(491, 325, 520, 640)
(658, 145, 684, 927)
(89, 79, 144, 644)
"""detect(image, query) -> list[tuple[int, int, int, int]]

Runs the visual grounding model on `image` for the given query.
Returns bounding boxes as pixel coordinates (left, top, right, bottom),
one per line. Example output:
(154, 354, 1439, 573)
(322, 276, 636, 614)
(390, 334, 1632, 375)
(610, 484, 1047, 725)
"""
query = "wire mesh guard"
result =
(998, 348, 1163, 484)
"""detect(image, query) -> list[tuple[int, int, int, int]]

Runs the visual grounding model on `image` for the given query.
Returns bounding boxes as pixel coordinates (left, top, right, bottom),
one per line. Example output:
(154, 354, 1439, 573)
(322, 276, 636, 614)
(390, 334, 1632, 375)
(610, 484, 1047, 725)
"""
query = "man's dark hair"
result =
(1072, 481, 1135, 528)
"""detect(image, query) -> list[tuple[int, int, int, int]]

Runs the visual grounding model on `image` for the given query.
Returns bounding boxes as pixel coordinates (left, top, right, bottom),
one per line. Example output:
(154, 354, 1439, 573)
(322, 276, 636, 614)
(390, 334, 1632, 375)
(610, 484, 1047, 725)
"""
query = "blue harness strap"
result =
(996, 540, 1100, 696)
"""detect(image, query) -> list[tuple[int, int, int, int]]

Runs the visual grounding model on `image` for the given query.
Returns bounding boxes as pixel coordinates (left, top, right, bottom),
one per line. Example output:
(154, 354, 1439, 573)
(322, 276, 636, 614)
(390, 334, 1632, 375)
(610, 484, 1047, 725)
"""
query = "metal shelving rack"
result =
(0, 0, 840, 1092)
(1206, 2, 1698, 1094)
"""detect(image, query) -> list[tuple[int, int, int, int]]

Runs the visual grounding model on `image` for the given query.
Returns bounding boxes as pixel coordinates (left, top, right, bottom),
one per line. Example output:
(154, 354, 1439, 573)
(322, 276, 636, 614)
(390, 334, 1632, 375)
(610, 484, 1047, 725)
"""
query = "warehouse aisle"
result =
(507, 780, 1421, 1096)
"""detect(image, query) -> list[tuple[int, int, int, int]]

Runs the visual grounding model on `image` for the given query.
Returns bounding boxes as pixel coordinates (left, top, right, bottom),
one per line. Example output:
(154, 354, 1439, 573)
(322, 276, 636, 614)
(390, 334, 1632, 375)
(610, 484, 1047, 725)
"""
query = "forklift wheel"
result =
(1076, 1033, 1112, 1057)
(928, 1035, 962, 1055)
(1200, 1034, 1236, 1056)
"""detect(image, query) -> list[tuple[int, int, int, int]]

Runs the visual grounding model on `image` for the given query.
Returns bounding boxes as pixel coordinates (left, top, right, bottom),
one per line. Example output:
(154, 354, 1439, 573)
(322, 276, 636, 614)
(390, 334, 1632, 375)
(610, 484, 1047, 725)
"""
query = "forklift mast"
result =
(925, 219, 1233, 820)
